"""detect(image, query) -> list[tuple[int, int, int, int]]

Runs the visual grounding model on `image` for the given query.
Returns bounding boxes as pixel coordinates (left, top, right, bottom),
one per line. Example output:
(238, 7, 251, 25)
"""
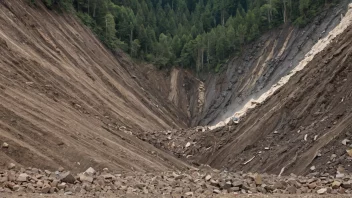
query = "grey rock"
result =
(85, 167, 96, 175)
(232, 180, 243, 187)
(317, 188, 327, 194)
(286, 186, 297, 194)
(59, 172, 75, 184)
(16, 173, 29, 182)
(79, 173, 94, 183)
(42, 184, 51, 193)
(8, 163, 16, 170)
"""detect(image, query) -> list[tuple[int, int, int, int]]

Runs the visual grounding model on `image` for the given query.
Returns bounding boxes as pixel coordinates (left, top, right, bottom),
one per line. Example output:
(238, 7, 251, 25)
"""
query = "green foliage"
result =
(42, 0, 73, 11)
(36, 0, 337, 72)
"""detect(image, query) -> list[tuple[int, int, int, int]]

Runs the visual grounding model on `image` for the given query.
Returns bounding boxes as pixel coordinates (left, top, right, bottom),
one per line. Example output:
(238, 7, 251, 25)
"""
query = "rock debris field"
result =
(1, 163, 352, 197)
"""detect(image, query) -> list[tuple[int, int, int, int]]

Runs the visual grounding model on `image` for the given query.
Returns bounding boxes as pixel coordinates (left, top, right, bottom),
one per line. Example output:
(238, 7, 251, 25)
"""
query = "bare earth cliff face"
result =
(0, 0, 190, 172)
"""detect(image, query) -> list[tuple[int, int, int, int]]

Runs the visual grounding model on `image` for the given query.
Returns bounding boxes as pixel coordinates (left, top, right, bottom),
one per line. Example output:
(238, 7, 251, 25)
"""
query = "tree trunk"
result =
(105, 17, 107, 39)
(283, 0, 287, 23)
(222, 10, 225, 26)
(93, 0, 96, 17)
(88, 0, 90, 15)
(130, 28, 133, 56)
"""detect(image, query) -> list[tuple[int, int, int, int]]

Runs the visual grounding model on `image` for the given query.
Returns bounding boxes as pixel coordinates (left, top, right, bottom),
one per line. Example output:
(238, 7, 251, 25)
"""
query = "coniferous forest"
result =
(37, 0, 338, 72)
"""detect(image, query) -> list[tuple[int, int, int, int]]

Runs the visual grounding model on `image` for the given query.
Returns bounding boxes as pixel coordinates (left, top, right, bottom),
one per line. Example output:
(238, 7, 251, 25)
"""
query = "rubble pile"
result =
(1, 165, 352, 197)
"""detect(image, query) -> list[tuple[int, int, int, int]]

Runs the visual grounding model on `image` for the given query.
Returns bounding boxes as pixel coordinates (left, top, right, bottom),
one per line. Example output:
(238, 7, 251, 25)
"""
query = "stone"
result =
(51, 179, 59, 187)
(50, 187, 57, 193)
(2, 142, 9, 148)
(8, 163, 16, 170)
(228, 187, 240, 193)
(310, 166, 316, 171)
(79, 173, 94, 183)
(172, 172, 183, 180)
(213, 189, 221, 194)
(185, 192, 193, 196)
(273, 181, 285, 189)
(232, 180, 243, 187)
(26, 185, 35, 193)
(342, 139, 350, 145)
(210, 179, 219, 187)
(220, 181, 232, 190)
(64, 191, 73, 195)
(134, 183, 145, 190)
(254, 174, 263, 185)
(17, 173, 29, 182)
(286, 186, 297, 194)
(59, 172, 75, 184)
(42, 184, 51, 193)
(12, 185, 20, 191)
(102, 173, 115, 180)
(58, 167, 65, 172)
(205, 175, 212, 181)
(0, 176, 8, 183)
(85, 167, 96, 175)
(336, 173, 345, 178)
(342, 182, 352, 189)
(347, 149, 352, 157)
(332, 181, 341, 189)
(44, 170, 51, 175)
(317, 188, 327, 194)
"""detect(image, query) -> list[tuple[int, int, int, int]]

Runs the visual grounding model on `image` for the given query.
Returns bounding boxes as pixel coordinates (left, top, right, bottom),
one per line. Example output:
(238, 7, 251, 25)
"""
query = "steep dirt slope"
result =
(192, 10, 352, 175)
(0, 0, 190, 172)
(195, 0, 350, 127)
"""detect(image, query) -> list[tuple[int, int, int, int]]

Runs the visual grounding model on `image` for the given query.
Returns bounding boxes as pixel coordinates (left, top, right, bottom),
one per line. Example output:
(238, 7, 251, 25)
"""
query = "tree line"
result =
(36, 0, 338, 73)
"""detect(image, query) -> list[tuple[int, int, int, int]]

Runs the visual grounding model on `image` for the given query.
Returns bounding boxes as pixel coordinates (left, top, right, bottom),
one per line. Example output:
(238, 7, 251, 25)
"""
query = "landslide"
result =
(195, 0, 351, 127)
(192, 9, 352, 175)
(0, 0, 190, 172)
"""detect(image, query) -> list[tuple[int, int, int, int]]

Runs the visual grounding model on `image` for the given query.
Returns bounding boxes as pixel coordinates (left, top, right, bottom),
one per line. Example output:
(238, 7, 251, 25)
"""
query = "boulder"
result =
(85, 167, 96, 175)
(8, 163, 16, 170)
(79, 173, 94, 183)
(2, 142, 9, 148)
(331, 181, 341, 189)
(59, 172, 76, 184)
(16, 173, 29, 182)
(317, 188, 327, 194)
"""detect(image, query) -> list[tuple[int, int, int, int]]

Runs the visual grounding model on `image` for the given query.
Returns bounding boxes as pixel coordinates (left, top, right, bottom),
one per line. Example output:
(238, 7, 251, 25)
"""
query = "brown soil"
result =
(190, 18, 352, 176)
(0, 0, 191, 172)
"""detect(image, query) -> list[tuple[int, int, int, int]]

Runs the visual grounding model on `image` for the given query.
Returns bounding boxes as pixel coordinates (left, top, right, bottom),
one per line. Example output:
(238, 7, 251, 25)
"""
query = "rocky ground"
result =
(1, 163, 352, 197)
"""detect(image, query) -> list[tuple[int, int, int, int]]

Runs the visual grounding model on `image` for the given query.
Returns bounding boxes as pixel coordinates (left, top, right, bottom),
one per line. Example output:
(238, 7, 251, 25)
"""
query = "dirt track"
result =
(0, 0, 192, 172)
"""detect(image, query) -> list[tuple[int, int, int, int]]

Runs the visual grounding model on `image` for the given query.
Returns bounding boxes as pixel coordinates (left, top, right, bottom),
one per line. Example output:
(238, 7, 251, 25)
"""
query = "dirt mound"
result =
(0, 0, 191, 172)
(187, 10, 352, 176)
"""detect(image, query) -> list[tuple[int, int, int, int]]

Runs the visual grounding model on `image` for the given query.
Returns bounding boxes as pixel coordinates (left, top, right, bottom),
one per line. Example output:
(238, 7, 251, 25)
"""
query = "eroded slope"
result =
(0, 0, 189, 172)
(196, 0, 350, 127)
(193, 12, 352, 175)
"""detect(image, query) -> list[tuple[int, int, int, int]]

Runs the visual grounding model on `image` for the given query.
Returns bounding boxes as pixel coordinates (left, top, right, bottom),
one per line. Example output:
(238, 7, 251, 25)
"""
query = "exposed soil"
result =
(186, 9, 352, 176)
(2, 0, 352, 197)
(196, 0, 351, 127)
(0, 0, 191, 172)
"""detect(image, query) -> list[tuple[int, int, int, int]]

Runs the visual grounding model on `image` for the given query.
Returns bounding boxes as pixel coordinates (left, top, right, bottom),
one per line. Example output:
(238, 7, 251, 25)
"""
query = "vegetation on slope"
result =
(35, 0, 338, 73)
